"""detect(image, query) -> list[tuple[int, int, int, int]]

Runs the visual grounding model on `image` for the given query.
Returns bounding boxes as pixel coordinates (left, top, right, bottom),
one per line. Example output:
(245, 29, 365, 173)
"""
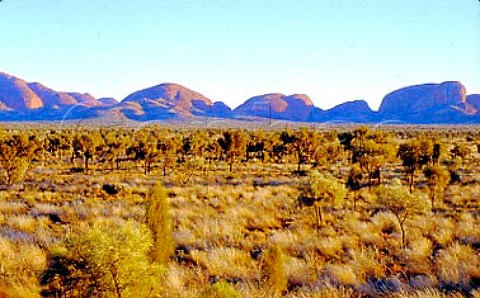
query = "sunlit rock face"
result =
(27, 82, 78, 108)
(0, 72, 44, 111)
(121, 83, 221, 118)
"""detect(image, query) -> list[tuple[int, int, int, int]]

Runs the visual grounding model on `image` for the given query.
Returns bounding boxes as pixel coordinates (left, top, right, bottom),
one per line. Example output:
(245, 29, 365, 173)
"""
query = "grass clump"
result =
(146, 182, 175, 265)
(262, 244, 288, 296)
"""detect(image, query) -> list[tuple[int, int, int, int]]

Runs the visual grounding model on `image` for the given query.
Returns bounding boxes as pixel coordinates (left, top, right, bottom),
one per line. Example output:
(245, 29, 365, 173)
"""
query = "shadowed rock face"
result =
(327, 100, 372, 115)
(210, 101, 232, 115)
(323, 100, 376, 123)
(234, 93, 314, 121)
(0, 72, 43, 110)
(379, 81, 467, 116)
(466, 94, 480, 111)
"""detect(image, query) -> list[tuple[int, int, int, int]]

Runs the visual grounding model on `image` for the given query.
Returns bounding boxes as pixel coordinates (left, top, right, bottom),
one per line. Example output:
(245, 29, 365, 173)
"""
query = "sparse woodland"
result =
(0, 124, 479, 297)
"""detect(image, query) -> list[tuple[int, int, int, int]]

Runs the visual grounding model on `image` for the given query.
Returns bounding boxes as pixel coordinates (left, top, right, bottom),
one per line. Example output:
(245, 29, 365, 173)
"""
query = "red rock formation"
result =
(0, 72, 43, 110)
(234, 93, 314, 121)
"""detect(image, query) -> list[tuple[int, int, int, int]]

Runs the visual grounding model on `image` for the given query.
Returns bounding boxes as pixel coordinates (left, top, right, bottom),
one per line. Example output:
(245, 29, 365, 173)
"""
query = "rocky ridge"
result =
(0, 71, 479, 124)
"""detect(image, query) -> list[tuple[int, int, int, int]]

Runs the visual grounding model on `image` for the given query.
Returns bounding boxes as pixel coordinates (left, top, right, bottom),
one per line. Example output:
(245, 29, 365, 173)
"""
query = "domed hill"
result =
(378, 81, 467, 117)
(233, 93, 314, 122)
(98, 97, 119, 106)
(28, 82, 78, 107)
(313, 100, 376, 123)
(66, 92, 103, 107)
(0, 71, 111, 115)
(0, 71, 44, 110)
(121, 83, 229, 118)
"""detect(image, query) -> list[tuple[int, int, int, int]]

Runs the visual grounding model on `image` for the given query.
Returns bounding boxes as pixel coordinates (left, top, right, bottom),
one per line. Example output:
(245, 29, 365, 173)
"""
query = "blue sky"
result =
(1, 0, 479, 110)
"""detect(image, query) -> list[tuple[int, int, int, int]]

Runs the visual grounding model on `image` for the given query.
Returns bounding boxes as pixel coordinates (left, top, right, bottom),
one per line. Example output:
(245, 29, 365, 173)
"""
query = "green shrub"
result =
(40, 220, 164, 298)
(200, 280, 241, 298)
(304, 170, 346, 227)
(375, 179, 430, 249)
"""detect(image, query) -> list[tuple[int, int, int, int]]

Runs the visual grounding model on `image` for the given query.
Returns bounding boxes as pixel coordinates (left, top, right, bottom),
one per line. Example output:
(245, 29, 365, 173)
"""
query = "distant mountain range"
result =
(1, 70, 479, 124)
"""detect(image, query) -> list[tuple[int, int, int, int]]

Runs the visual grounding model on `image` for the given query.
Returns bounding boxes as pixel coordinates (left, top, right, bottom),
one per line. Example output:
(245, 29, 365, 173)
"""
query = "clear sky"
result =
(1, 0, 479, 110)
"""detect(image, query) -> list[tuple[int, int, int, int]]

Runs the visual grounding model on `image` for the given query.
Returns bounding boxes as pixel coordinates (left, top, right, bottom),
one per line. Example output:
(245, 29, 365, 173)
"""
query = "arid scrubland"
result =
(0, 124, 479, 298)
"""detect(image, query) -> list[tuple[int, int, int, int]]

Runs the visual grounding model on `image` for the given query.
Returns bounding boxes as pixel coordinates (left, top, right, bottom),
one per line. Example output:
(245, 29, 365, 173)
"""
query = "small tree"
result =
(1, 157, 29, 186)
(313, 134, 342, 168)
(339, 127, 395, 188)
(346, 164, 363, 211)
(304, 170, 346, 227)
(375, 179, 430, 249)
(261, 244, 288, 296)
(450, 144, 471, 165)
(280, 128, 317, 172)
(432, 143, 444, 165)
(443, 157, 462, 184)
(218, 130, 246, 172)
(72, 131, 104, 173)
(397, 137, 433, 192)
(128, 131, 161, 175)
(158, 135, 179, 177)
(145, 182, 175, 265)
(0, 134, 34, 186)
(423, 165, 450, 210)
(102, 130, 129, 171)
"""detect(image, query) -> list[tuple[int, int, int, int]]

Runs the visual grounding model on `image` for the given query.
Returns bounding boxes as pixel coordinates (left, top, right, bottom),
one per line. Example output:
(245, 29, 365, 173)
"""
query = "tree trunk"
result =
(368, 172, 373, 190)
(409, 172, 415, 193)
(400, 223, 406, 249)
(84, 156, 89, 174)
(315, 204, 324, 227)
(110, 263, 122, 298)
(353, 191, 358, 211)
(396, 214, 407, 249)
(430, 185, 435, 211)
(41, 147, 45, 168)
(6, 169, 12, 186)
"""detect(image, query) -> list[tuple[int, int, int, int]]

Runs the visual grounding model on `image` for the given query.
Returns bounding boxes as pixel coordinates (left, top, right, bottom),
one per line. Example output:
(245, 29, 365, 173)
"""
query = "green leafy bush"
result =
(41, 219, 164, 297)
